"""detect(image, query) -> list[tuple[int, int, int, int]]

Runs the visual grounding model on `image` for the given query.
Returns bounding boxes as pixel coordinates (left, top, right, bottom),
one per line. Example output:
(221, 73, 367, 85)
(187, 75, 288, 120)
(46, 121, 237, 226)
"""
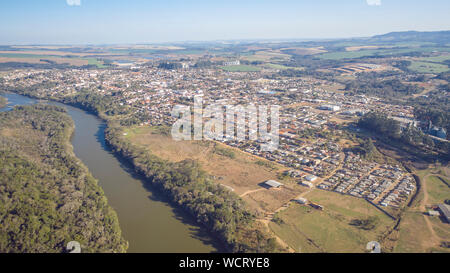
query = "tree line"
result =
(0, 105, 127, 253)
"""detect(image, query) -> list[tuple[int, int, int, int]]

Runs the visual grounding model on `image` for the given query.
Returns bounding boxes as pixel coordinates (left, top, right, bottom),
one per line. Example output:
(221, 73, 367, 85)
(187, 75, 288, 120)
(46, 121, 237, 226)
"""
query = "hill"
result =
(370, 30, 450, 44)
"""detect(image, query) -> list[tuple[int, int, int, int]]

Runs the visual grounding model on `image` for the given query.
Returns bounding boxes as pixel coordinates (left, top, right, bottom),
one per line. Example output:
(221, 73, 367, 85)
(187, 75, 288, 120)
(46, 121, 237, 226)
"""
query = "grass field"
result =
(408, 61, 449, 73)
(318, 47, 450, 60)
(269, 190, 395, 253)
(220, 65, 261, 72)
(426, 176, 450, 204)
(269, 189, 395, 253)
(0, 52, 106, 68)
(279, 47, 327, 56)
(418, 55, 450, 63)
(241, 51, 291, 62)
(394, 166, 450, 253)
(122, 126, 305, 215)
(262, 63, 304, 71)
(394, 211, 434, 253)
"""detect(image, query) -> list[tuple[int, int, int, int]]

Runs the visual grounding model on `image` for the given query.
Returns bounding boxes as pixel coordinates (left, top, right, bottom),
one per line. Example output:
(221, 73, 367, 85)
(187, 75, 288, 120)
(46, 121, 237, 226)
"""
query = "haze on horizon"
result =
(1, 0, 450, 45)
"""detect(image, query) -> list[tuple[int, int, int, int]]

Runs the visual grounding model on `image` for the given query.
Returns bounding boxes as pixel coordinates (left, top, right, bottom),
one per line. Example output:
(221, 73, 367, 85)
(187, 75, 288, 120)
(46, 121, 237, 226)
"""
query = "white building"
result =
(223, 60, 241, 66)
(305, 175, 318, 182)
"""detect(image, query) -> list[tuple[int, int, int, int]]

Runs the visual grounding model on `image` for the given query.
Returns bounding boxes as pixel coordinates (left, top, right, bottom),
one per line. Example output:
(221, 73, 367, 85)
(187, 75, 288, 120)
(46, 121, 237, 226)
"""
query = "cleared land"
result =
(269, 189, 395, 253)
(394, 167, 450, 253)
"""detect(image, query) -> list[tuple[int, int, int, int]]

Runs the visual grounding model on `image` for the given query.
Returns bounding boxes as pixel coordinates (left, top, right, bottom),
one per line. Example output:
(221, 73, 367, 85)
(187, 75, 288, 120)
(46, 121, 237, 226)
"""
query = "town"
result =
(0, 61, 435, 212)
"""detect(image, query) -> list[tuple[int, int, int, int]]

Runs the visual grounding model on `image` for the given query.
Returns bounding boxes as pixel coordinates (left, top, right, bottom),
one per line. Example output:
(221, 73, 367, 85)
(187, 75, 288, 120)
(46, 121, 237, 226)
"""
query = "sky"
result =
(0, 0, 449, 44)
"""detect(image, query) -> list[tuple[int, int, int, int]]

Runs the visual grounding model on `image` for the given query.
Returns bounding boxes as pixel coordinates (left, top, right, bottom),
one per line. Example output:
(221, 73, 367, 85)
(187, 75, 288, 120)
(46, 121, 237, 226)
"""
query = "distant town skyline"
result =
(1, 0, 449, 45)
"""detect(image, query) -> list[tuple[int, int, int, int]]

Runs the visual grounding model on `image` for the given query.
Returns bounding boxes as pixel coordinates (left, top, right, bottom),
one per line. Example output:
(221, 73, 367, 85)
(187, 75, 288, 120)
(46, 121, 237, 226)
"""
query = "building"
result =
(300, 181, 314, 188)
(264, 180, 283, 189)
(295, 198, 308, 204)
(223, 60, 240, 66)
(305, 175, 318, 182)
(437, 204, 450, 223)
(428, 210, 441, 217)
(319, 104, 341, 111)
(427, 121, 447, 140)
(310, 202, 324, 210)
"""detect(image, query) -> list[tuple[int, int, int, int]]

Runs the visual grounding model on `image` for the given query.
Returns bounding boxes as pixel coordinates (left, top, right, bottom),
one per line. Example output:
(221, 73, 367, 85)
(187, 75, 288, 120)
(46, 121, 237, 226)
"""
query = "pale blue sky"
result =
(0, 0, 449, 44)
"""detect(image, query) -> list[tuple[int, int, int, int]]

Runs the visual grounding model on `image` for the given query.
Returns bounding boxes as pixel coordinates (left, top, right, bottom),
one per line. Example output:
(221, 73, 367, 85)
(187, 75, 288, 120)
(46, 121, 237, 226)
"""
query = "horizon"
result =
(2, 29, 450, 47)
(1, 0, 450, 45)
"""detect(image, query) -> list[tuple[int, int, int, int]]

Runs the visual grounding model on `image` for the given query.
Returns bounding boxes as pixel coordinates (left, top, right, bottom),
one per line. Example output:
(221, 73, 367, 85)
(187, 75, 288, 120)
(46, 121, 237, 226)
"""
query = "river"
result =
(0, 92, 220, 253)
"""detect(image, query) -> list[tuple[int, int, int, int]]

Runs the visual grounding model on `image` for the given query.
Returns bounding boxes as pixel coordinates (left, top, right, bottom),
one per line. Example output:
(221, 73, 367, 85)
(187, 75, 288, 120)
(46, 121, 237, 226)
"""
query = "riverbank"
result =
(0, 104, 128, 252)
(104, 125, 281, 252)
(4, 89, 282, 253)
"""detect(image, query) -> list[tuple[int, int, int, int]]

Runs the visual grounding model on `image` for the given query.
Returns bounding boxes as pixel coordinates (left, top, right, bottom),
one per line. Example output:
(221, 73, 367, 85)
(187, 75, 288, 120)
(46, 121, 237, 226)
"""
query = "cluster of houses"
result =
(379, 176, 416, 208)
(318, 153, 414, 208)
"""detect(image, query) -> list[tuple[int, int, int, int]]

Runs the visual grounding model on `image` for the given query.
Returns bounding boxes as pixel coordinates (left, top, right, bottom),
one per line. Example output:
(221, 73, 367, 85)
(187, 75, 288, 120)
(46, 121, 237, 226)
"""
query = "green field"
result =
(426, 176, 450, 204)
(408, 61, 449, 73)
(87, 58, 107, 68)
(262, 63, 304, 70)
(419, 55, 450, 63)
(269, 190, 395, 253)
(0, 53, 62, 59)
(220, 65, 261, 72)
(0, 53, 106, 68)
(318, 47, 450, 60)
(395, 211, 433, 253)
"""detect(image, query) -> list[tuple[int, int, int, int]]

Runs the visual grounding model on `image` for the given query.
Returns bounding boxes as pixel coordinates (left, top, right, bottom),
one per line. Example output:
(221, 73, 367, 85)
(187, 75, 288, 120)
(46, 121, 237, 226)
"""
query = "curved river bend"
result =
(1, 92, 220, 253)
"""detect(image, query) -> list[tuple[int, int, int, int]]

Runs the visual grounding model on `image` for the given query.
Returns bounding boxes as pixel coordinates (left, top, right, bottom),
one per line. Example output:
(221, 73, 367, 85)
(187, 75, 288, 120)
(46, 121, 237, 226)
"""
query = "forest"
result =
(357, 111, 450, 161)
(345, 75, 423, 98)
(0, 105, 127, 253)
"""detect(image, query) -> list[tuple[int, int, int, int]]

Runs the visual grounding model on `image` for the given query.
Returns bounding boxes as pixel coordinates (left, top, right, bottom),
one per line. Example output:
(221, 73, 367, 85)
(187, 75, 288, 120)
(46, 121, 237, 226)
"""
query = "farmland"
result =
(220, 65, 261, 72)
(318, 46, 450, 60)
(262, 63, 304, 71)
(241, 51, 291, 62)
(0, 52, 107, 68)
(408, 61, 449, 73)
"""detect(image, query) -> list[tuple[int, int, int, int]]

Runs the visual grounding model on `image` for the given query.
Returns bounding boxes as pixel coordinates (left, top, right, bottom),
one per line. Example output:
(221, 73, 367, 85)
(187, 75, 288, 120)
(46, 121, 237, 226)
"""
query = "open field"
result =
(418, 55, 450, 63)
(426, 176, 450, 204)
(241, 51, 291, 62)
(394, 211, 435, 253)
(123, 126, 306, 215)
(408, 61, 449, 73)
(269, 190, 395, 253)
(220, 65, 261, 72)
(262, 63, 304, 71)
(0, 56, 90, 66)
(0, 57, 44, 64)
(0, 52, 106, 67)
(0, 50, 114, 57)
(345, 46, 393, 52)
(394, 166, 450, 253)
(280, 47, 327, 56)
(318, 47, 450, 60)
